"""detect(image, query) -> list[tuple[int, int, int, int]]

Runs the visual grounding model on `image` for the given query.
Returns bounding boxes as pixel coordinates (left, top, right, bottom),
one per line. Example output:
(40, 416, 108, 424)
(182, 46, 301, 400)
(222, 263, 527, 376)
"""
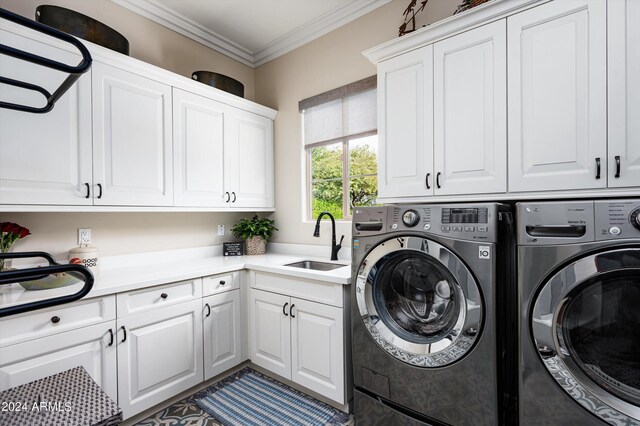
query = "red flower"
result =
(18, 227, 31, 238)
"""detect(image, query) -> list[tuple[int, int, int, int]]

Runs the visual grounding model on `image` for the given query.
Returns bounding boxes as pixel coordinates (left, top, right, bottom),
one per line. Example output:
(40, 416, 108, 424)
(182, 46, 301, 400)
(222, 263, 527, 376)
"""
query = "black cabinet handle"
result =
(219, 280, 225, 286)
(225, 192, 230, 202)
(436, 172, 442, 189)
(120, 325, 127, 343)
(289, 304, 295, 318)
(231, 192, 236, 203)
(51, 315, 60, 324)
(595, 157, 601, 179)
(84, 183, 90, 198)
(160, 293, 168, 299)
(425, 173, 430, 189)
(97, 183, 103, 199)
(283, 302, 289, 316)
(107, 328, 114, 346)
(205, 303, 211, 318)
(615, 155, 621, 178)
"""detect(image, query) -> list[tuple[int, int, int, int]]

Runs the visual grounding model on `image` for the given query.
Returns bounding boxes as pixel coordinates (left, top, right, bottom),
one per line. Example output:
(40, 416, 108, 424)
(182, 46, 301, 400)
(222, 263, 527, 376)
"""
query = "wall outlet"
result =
(78, 228, 92, 245)
(218, 224, 225, 236)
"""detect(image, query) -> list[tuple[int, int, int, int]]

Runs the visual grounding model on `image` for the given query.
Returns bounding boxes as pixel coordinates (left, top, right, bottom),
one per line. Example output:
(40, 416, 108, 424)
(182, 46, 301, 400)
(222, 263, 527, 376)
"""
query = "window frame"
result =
(306, 131, 377, 221)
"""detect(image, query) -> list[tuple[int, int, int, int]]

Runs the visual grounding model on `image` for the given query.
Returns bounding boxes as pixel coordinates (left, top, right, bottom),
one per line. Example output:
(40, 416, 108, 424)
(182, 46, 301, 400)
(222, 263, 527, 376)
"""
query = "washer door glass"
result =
(562, 271, 640, 406)
(532, 247, 640, 423)
(356, 236, 483, 368)
(372, 251, 459, 344)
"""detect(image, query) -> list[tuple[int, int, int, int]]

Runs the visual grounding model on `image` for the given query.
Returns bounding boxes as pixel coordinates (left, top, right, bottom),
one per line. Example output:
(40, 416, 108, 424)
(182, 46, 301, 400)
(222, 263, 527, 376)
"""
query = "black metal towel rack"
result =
(0, 251, 94, 318)
(0, 7, 92, 114)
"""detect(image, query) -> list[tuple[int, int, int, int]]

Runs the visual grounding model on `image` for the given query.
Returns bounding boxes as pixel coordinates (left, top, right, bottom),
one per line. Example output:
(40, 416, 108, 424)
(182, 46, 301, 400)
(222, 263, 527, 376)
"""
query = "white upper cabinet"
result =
(172, 88, 226, 207)
(433, 20, 506, 195)
(0, 28, 92, 205)
(92, 62, 173, 206)
(377, 45, 434, 199)
(224, 109, 274, 208)
(608, 0, 640, 188)
(507, 0, 607, 192)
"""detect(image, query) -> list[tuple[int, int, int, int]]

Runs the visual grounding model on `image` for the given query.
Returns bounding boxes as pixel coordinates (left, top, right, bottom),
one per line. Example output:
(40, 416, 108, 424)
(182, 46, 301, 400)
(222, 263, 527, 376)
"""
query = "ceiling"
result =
(110, 0, 391, 67)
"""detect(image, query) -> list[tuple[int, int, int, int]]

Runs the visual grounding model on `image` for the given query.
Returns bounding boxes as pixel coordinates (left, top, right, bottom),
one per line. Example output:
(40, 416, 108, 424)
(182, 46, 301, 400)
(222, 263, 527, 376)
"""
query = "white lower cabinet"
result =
(249, 289, 291, 379)
(116, 299, 203, 419)
(290, 298, 344, 403)
(203, 289, 241, 380)
(249, 286, 345, 404)
(0, 321, 118, 402)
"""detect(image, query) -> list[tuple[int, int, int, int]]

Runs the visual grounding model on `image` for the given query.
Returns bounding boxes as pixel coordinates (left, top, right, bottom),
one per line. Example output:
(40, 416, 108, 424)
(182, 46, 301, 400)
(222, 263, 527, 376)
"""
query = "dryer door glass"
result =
(561, 271, 640, 406)
(532, 247, 640, 422)
(355, 236, 484, 368)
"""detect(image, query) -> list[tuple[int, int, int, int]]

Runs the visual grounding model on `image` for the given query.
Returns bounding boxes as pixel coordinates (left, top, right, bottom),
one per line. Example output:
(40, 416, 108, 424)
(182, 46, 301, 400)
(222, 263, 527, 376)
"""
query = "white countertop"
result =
(0, 248, 352, 309)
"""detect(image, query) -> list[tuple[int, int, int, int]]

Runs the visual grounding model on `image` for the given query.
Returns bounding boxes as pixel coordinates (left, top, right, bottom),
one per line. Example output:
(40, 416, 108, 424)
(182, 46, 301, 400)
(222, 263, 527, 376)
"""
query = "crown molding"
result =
(111, 0, 390, 68)
(252, 0, 392, 67)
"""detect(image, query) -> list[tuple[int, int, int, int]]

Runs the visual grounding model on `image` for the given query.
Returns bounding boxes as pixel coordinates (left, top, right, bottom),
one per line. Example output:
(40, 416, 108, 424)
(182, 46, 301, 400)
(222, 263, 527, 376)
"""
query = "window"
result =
(300, 77, 377, 220)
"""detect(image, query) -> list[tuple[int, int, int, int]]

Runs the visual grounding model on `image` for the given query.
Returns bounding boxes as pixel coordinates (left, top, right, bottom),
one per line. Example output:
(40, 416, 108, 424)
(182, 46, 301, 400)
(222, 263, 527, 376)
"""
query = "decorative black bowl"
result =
(192, 71, 244, 98)
(36, 5, 129, 55)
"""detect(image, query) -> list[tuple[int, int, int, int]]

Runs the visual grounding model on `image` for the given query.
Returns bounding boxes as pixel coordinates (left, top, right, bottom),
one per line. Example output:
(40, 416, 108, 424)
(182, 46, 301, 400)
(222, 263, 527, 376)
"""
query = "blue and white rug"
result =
(193, 368, 350, 426)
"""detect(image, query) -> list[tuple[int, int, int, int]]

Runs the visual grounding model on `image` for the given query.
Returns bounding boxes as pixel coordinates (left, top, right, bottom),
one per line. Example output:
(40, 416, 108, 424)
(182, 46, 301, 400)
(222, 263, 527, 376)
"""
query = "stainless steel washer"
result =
(352, 204, 512, 426)
(517, 199, 640, 426)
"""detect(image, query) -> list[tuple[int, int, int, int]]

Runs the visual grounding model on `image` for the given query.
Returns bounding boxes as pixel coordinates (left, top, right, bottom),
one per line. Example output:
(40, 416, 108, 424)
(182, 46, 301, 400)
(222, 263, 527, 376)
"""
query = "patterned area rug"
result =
(136, 368, 350, 426)
(194, 368, 350, 426)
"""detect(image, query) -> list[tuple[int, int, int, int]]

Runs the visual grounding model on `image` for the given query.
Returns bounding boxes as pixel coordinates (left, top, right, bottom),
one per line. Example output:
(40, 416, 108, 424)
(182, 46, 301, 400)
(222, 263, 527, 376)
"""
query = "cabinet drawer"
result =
(203, 272, 239, 296)
(0, 296, 116, 348)
(251, 272, 343, 308)
(117, 278, 202, 317)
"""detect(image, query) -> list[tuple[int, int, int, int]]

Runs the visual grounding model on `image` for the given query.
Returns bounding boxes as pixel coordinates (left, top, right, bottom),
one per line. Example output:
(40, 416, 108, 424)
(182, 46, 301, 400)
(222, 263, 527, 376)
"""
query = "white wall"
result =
(254, 0, 457, 246)
(0, 212, 253, 259)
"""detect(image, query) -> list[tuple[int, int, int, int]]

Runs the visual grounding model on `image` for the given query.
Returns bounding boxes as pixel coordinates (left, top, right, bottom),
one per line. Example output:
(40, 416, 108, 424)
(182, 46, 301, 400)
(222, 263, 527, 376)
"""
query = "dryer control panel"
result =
(595, 199, 640, 241)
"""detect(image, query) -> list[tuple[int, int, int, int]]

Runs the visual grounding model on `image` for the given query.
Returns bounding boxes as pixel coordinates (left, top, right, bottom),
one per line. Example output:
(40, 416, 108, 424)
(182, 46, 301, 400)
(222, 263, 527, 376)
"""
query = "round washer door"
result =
(355, 236, 483, 368)
(532, 247, 640, 424)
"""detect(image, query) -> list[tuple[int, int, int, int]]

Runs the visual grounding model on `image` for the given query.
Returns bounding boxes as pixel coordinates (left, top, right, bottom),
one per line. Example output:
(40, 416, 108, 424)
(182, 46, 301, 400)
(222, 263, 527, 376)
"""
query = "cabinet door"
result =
(433, 20, 506, 195)
(224, 110, 274, 208)
(249, 289, 291, 379)
(173, 89, 227, 206)
(507, 0, 606, 192)
(608, 0, 640, 188)
(203, 290, 241, 380)
(377, 45, 433, 199)
(0, 29, 92, 205)
(290, 298, 344, 403)
(117, 300, 203, 419)
(0, 322, 117, 402)
(92, 62, 173, 206)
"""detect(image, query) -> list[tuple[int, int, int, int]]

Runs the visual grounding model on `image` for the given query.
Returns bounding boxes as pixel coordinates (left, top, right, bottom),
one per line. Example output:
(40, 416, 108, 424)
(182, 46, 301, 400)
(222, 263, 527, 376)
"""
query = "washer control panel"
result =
(352, 204, 500, 242)
(595, 199, 640, 240)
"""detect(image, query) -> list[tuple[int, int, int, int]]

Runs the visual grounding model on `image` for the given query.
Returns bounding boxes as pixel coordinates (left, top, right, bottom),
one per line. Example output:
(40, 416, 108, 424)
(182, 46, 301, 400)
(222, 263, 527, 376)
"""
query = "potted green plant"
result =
(231, 215, 278, 255)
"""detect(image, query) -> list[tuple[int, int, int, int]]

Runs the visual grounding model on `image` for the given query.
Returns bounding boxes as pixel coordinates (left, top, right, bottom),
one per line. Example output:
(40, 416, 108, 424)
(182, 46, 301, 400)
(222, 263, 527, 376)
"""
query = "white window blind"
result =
(300, 76, 377, 147)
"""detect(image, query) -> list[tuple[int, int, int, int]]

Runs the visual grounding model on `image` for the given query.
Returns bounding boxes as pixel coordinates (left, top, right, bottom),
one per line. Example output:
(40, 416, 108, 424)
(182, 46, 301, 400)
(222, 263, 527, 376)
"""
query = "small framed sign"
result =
(223, 242, 244, 256)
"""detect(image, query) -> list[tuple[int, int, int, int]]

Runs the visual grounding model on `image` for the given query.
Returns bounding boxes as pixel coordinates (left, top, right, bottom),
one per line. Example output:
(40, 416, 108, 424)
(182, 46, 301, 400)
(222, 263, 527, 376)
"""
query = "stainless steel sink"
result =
(284, 260, 347, 271)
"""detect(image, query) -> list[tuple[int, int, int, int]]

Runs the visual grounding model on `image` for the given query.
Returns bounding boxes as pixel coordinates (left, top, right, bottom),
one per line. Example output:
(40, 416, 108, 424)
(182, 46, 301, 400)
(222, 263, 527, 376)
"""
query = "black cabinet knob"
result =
(219, 280, 225, 285)
(160, 293, 168, 299)
(51, 316, 60, 324)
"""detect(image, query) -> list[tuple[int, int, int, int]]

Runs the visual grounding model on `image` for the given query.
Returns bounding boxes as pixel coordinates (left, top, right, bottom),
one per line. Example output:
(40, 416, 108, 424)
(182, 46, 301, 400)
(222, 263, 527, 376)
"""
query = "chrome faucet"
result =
(313, 212, 344, 261)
